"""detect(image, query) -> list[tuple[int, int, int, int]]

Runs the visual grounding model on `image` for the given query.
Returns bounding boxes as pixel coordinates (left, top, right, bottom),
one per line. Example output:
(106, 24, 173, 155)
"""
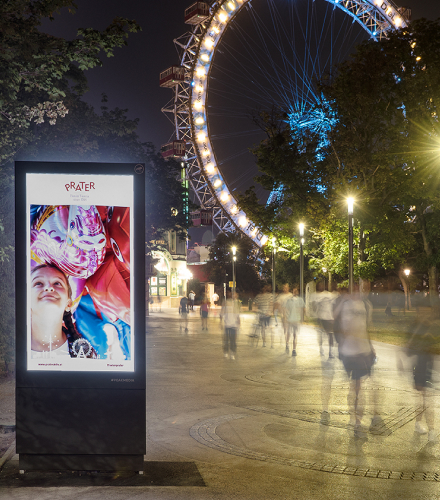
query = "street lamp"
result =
(232, 246, 237, 299)
(299, 223, 304, 311)
(322, 267, 327, 291)
(272, 236, 276, 295)
(347, 197, 354, 294)
(404, 268, 410, 311)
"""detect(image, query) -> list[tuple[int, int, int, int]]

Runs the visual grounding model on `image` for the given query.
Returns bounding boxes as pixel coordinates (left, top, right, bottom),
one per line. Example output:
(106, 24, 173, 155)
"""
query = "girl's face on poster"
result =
(31, 266, 72, 318)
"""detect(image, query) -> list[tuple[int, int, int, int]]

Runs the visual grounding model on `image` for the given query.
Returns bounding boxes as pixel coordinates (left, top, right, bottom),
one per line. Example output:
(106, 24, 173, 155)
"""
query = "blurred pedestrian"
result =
(284, 288, 304, 356)
(221, 291, 240, 360)
(179, 295, 189, 332)
(274, 284, 292, 347)
(315, 290, 338, 358)
(333, 292, 375, 439)
(188, 290, 195, 311)
(401, 308, 439, 441)
(212, 291, 219, 308)
(200, 297, 210, 330)
(254, 285, 274, 347)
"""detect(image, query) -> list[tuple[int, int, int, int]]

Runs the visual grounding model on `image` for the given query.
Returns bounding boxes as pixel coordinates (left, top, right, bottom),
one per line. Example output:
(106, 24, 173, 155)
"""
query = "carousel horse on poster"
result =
(30, 204, 131, 360)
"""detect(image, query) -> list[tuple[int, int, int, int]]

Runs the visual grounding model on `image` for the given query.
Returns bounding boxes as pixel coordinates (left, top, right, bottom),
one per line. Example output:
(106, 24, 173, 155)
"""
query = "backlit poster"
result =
(26, 173, 134, 372)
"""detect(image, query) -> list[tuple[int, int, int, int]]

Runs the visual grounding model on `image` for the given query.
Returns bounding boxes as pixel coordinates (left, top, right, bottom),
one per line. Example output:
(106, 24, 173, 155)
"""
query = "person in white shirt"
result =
(284, 288, 304, 356)
(221, 292, 240, 360)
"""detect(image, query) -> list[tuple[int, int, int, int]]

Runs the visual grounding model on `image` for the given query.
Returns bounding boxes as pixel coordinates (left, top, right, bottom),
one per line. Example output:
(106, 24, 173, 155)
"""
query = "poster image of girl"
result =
(28, 204, 133, 371)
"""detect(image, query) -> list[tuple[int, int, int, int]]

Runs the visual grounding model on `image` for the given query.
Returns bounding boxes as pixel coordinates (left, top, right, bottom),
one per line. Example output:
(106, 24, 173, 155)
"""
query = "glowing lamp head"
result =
(205, 162, 215, 174)
(347, 197, 354, 215)
(193, 101, 203, 111)
(196, 66, 206, 78)
(232, 246, 236, 255)
(299, 223, 304, 237)
(220, 191, 230, 202)
(205, 38, 214, 50)
(197, 132, 206, 142)
(214, 178, 222, 188)
(200, 53, 210, 63)
(261, 235, 268, 245)
(239, 216, 247, 228)
(404, 269, 410, 277)
(195, 116, 205, 125)
(218, 11, 228, 23)
(230, 205, 238, 214)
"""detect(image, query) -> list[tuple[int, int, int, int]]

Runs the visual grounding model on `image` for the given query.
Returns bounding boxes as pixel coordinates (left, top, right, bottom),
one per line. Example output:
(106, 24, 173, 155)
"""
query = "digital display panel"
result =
(26, 173, 134, 372)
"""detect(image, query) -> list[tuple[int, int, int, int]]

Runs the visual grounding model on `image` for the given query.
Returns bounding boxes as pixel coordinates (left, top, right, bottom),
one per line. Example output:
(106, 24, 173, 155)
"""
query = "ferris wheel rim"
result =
(176, 0, 407, 248)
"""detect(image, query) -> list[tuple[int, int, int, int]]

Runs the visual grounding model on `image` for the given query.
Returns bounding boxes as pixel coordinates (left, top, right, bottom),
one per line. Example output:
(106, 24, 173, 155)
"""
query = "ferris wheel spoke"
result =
(162, 0, 409, 246)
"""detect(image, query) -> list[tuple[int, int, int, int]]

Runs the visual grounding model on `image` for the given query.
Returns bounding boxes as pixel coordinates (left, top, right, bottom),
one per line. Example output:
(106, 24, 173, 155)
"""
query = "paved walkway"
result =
(1, 307, 440, 499)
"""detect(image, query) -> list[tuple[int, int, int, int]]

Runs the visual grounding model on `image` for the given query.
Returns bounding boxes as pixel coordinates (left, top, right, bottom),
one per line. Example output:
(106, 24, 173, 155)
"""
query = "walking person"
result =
(333, 292, 375, 439)
(200, 297, 210, 330)
(188, 290, 195, 311)
(400, 308, 438, 442)
(254, 285, 274, 347)
(315, 290, 337, 358)
(221, 291, 240, 360)
(179, 295, 189, 332)
(284, 288, 304, 356)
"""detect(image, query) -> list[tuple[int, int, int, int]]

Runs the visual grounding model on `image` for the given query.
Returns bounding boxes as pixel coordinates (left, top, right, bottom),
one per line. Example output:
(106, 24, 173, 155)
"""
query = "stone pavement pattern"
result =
(1, 307, 440, 499)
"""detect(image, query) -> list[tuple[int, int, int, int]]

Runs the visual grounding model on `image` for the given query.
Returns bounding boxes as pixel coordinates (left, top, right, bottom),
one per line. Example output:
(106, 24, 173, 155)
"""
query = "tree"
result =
(205, 232, 262, 297)
(240, 19, 440, 301)
(0, 0, 141, 165)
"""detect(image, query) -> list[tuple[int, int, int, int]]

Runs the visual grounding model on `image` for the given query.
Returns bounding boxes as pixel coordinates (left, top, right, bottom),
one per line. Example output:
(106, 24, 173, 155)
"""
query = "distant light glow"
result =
(200, 54, 210, 63)
(197, 132, 206, 142)
(196, 66, 206, 77)
(205, 38, 214, 49)
(218, 11, 228, 23)
(205, 162, 215, 173)
(239, 216, 247, 227)
(261, 236, 268, 245)
(220, 191, 230, 202)
(195, 116, 205, 125)
(214, 179, 222, 188)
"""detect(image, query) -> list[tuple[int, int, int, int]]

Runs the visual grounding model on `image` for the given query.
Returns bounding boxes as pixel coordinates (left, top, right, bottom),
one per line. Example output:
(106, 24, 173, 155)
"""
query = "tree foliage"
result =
(205, 232, 262, 297)
(0, 0, 141, 165)
(239, 19, 440, 299)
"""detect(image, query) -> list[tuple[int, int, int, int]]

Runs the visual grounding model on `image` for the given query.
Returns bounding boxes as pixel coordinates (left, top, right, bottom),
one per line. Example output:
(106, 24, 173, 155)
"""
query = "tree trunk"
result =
(328, 271, 332, 293)
(418, 209, 439, 315)
(428, 265, 439, 313)
(398, 270, 410, 312)
(359, 278, 371, 297)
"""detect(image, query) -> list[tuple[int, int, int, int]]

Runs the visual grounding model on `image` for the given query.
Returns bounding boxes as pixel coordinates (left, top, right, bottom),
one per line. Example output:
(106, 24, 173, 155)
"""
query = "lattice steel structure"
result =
(162, 0, 409, 248)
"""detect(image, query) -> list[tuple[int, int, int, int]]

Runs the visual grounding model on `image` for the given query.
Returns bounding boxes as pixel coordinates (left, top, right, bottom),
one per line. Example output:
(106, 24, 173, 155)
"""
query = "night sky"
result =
(40, 0, 440, 195)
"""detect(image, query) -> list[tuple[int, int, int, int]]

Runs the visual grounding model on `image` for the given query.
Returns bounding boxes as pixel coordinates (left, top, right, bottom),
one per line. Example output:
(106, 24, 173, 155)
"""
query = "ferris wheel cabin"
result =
(184, 2, 210, 24)
(159, 66, 185, 88)
(161, 140, 186, 159)
(190, 209, 212, 227)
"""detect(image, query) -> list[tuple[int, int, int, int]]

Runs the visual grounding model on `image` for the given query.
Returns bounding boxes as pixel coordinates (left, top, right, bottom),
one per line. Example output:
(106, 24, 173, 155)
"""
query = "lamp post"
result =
(322, 267, 327, 291)
(404, 268, 410, 311)
(299, 224, 304, 312)
(347, 197, 354, 294)
(232, 246, 237, 299)
(272, 237, 276, 295)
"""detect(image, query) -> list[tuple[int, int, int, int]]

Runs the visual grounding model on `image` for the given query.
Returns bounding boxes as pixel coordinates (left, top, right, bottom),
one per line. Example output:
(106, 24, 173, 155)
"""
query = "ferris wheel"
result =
(160, 0, 409, 248)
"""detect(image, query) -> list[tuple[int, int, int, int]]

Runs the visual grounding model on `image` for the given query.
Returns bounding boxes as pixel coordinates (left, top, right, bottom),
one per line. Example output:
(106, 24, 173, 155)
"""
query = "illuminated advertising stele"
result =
(26, 173, 134, 372)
